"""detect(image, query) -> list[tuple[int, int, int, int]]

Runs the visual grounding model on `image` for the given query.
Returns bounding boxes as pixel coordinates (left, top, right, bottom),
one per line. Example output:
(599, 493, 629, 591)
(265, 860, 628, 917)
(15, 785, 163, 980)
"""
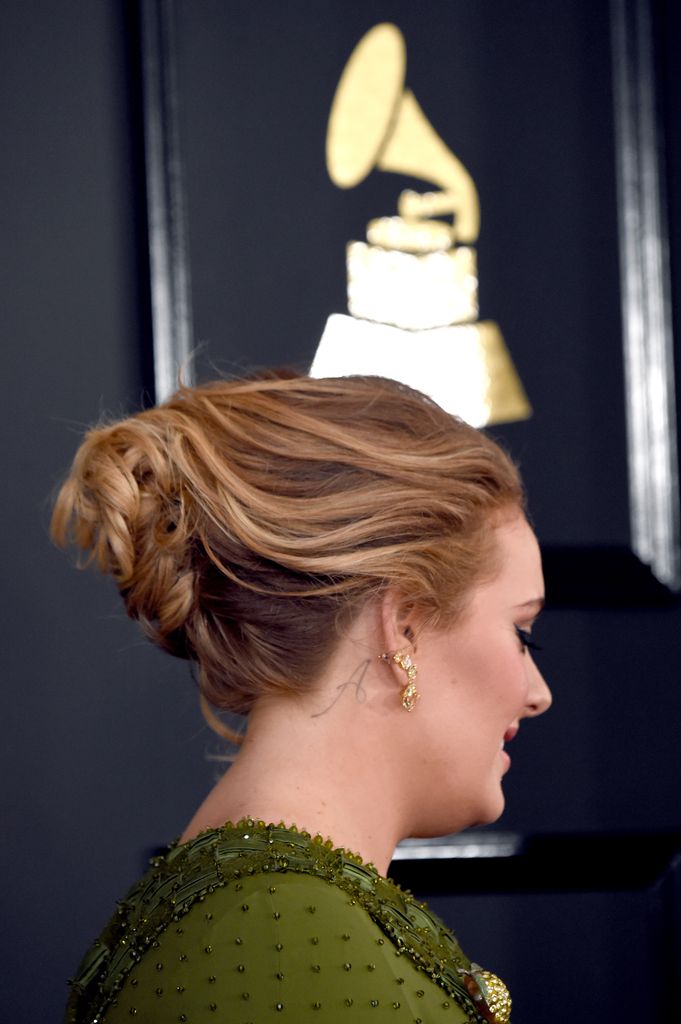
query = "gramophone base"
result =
(309, 314, 531, 428)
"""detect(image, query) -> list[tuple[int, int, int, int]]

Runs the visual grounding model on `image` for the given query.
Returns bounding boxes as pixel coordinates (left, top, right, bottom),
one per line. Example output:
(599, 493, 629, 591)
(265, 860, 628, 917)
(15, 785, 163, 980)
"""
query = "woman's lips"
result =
(500, 726, 518, 773)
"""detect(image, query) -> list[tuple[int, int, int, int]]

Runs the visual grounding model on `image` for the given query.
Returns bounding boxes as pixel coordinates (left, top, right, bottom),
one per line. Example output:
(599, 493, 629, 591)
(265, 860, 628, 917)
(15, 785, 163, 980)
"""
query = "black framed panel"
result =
(390, 832, 681, 1024)
(135, 0, 679, 602)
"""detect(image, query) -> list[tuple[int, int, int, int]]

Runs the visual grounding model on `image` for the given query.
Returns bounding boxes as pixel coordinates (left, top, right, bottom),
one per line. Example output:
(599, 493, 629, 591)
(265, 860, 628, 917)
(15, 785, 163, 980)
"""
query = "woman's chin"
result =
(414, 798, 506, 837)
(470, 792, 506, 829)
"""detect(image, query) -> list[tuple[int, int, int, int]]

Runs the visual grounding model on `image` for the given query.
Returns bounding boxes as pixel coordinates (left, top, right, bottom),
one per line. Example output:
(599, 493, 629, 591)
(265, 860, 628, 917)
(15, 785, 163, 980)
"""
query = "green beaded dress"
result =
(66, 820, 509, 1023)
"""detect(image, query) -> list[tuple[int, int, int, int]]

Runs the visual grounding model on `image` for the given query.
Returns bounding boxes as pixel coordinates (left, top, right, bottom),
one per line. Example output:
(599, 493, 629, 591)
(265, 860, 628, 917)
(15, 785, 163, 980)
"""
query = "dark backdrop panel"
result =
(1, 2, 214, 1020)
(429, 888, 653, 1024)
(175, 0, 628, 549)
(173, 0, 681, 972)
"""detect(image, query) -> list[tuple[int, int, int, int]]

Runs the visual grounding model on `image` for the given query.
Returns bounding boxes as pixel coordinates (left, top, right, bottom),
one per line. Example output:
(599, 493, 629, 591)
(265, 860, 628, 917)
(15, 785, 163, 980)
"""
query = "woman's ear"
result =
(380, 589, 417, 656)
(379, 590, 421, 712)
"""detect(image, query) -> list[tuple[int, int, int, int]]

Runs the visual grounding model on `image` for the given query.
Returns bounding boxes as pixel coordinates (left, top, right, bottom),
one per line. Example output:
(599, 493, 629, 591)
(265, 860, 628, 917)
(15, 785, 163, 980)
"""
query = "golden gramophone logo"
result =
(310, 23, 530, 427)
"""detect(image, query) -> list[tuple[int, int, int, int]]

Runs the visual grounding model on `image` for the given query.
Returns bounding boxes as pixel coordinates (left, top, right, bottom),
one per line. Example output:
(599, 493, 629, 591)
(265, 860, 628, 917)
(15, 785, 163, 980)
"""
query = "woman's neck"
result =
(180, 644, 411, 873)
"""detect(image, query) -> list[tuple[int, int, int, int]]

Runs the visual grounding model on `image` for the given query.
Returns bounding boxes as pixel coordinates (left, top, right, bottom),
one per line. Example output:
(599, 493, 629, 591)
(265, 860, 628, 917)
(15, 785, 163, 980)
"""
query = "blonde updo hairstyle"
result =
(52, 374, 523, 739)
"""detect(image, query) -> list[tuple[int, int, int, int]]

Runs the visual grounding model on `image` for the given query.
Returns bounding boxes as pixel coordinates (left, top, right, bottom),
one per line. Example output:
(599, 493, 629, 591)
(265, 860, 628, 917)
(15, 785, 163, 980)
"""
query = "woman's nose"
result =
(526, 658, 552, 716)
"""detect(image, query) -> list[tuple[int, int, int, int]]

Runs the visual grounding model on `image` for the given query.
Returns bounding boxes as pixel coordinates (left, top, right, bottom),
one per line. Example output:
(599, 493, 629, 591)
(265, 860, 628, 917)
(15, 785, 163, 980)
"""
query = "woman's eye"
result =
(515, 626, 542, 653)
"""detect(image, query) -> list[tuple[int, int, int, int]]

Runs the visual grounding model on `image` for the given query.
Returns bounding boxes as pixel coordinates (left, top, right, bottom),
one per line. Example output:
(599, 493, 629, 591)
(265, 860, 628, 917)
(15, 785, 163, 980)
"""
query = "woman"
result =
(53, 373, 551, 1024)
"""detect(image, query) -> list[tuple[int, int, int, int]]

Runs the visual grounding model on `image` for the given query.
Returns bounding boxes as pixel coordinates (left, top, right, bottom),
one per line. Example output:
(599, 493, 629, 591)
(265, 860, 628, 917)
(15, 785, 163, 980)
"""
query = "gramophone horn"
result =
(326, 23, 479, 244)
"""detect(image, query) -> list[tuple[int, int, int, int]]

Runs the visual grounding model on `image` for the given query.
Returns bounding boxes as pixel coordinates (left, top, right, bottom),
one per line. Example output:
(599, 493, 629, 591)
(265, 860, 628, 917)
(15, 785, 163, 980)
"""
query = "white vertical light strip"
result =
(611, 0, 680, 588)
(140, 0, 194, 405)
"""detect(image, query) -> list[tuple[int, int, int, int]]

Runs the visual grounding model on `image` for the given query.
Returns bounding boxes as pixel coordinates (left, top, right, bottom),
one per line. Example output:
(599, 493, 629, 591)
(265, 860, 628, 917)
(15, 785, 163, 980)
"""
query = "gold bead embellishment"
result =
(379, 650, 420, 711)
(459, 964, 512, 1024)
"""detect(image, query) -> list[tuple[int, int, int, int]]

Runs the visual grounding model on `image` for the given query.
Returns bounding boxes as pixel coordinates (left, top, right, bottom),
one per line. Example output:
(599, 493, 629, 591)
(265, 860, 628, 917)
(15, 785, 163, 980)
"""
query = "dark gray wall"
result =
(2, 2, 680, 1022)
(1, 3, 215, 1019)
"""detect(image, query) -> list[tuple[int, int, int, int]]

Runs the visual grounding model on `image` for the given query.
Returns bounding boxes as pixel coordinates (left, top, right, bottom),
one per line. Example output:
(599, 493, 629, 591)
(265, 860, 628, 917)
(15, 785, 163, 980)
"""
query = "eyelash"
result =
(515, 626, 542, 653)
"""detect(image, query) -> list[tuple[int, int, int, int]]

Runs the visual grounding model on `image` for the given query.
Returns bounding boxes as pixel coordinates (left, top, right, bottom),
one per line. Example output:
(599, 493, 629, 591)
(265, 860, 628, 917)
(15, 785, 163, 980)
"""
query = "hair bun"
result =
(52, 415, 197, 654)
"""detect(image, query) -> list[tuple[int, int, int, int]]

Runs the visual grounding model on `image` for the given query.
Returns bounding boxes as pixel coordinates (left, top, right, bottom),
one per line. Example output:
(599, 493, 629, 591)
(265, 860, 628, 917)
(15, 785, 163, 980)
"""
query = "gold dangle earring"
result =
(379, 650, 420, 711)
